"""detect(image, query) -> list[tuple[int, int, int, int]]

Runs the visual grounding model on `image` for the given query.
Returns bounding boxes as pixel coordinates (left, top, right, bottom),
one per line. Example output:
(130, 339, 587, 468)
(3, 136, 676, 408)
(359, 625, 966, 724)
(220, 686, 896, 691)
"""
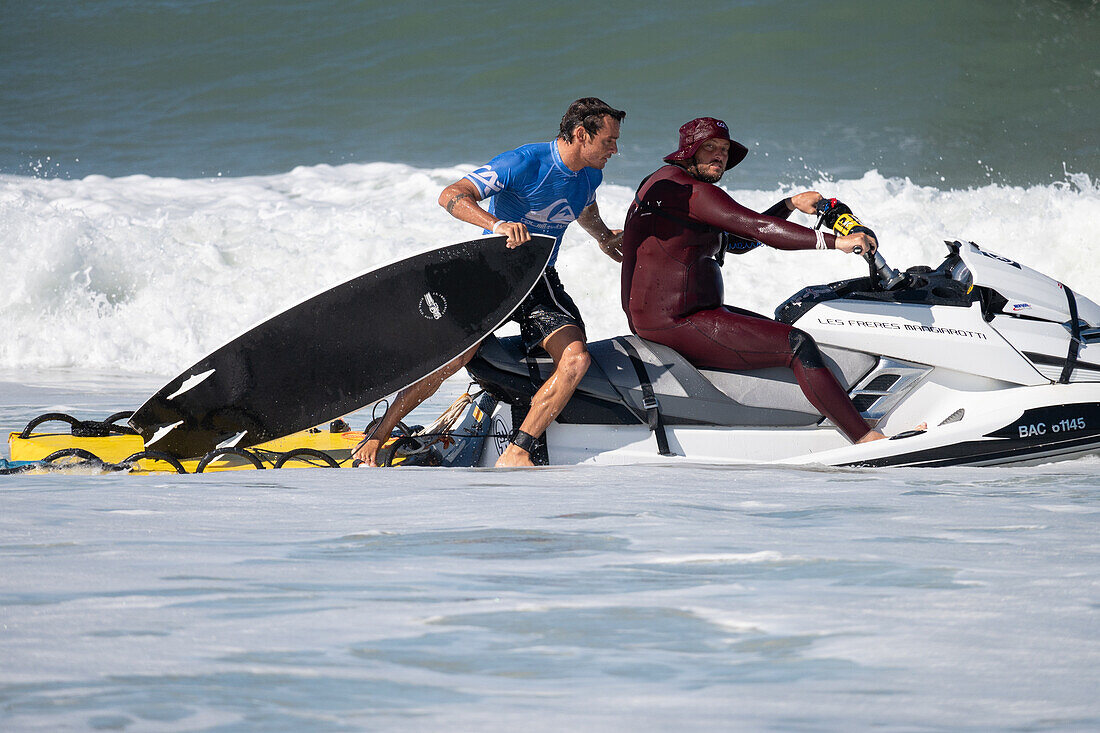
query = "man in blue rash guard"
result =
(354, 97, 626, 468)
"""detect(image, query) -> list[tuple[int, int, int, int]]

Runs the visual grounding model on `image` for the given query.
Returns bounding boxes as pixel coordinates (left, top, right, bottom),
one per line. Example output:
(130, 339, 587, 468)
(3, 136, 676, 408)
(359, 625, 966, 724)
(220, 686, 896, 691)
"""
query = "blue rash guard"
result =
(463, 141, 602, 267)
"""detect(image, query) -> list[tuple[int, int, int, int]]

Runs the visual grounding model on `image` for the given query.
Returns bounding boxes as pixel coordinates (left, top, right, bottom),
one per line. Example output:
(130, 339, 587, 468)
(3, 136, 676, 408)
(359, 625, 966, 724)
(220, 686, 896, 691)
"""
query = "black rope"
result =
(195, 447, 265, 473)
(19, 412, 137, 439)
(274, 448, 341, 469)
(39, 448, 116, 472)
(119, 451, 187, 474)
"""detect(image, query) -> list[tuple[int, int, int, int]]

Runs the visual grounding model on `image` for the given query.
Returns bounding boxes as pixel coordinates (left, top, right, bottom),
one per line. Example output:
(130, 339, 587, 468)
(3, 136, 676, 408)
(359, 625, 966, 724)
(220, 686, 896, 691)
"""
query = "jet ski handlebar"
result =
(862, 249, 906, 290)
(814, 198, 906, 290)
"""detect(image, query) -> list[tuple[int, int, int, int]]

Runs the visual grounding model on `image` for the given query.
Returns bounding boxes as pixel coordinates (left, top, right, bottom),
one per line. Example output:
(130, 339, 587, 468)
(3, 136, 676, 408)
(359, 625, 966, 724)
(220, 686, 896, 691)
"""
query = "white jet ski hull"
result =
(476, 382, 1100, 467)
(467, 241, 1100, 469)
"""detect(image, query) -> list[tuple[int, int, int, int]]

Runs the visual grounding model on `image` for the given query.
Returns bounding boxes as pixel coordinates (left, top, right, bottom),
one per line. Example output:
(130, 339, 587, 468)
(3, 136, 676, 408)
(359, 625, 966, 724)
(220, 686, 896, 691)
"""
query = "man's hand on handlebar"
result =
(787, 191, 825, 215)
(835, 231, 878, 256)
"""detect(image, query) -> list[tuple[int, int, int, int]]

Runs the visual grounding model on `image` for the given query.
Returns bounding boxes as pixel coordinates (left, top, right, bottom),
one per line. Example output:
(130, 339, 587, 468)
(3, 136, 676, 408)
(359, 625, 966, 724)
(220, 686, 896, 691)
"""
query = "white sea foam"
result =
(2, 164, 1097, 375)
(643, 550, 802, 565)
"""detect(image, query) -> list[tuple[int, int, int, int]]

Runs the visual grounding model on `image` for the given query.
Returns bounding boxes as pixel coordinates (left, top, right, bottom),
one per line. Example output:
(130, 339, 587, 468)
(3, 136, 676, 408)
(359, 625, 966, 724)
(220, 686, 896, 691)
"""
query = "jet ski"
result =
(464, 223, 1100, 467)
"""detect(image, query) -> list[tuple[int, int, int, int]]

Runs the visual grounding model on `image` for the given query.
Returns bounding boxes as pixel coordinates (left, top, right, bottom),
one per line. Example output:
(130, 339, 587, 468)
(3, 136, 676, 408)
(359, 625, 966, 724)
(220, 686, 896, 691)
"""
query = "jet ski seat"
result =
(469, 335, 878, 428)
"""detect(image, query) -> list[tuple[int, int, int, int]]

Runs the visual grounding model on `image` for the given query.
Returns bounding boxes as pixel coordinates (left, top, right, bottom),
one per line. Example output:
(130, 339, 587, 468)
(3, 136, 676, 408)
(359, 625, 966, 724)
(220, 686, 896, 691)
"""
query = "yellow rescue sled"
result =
(3, 391, 496, 475)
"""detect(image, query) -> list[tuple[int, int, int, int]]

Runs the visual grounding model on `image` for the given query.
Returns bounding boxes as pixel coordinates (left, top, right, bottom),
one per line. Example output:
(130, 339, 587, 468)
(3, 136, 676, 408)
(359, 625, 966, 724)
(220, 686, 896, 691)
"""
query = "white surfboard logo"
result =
(419, 291, 447, 320)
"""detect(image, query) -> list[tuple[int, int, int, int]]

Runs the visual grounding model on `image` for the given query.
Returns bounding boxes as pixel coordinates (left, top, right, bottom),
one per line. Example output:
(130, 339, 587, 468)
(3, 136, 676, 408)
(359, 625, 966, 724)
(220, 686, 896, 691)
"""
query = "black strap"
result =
(524, 352, 542, 387)
(1060, 286, 1082, 384)
(508, 403, 548, 465)
(619, 339, 675, 457)
(517, 355, 547, 462)
(510, 429, 539, 454)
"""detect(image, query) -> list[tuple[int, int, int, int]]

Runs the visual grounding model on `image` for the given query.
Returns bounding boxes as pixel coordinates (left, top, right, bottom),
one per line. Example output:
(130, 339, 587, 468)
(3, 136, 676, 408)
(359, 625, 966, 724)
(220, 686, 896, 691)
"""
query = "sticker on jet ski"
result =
(986, 404, 1099, 441)
(846, 404, 1100, 468)
(973, 247, 1022, 269)
(816, 317, 989, 340)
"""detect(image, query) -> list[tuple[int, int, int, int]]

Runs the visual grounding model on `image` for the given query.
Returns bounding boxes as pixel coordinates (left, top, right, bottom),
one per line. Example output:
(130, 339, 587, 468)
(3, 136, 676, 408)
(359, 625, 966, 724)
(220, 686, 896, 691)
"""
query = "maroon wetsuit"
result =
(620, 165, 872, 442)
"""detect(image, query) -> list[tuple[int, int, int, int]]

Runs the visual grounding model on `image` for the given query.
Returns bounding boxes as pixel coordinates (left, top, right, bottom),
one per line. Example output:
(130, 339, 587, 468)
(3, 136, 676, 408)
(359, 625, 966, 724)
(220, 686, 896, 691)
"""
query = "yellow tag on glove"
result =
(832, 213, 863, 236)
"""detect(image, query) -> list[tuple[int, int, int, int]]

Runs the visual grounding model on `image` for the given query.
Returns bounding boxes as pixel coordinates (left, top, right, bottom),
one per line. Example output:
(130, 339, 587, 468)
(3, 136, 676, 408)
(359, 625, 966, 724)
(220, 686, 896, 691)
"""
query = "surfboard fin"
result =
(216, 430, 248, 450)
(167, 369, 216, 400)
(144, 420, 184, 447)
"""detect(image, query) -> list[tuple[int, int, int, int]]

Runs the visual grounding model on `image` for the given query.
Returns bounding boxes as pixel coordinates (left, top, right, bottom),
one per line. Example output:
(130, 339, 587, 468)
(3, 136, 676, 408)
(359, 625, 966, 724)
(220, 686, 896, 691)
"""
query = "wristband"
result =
(492, 220, 506, 234)
(815, 230, 827, 251)
(510, 429, 539, 454)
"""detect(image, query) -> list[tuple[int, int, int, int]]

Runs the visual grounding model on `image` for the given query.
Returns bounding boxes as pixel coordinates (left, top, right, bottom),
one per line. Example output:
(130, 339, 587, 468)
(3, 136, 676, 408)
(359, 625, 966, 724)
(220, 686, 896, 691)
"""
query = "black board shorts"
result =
(510, 267, 586, 352)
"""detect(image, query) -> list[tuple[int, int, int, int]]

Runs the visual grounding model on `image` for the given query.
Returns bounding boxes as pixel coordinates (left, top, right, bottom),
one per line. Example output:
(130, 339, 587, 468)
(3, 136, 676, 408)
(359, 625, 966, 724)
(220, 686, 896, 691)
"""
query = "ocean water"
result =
(2, 0, 1097, 188)
(2, 453, 1099, 731)
(2, 1, 1100, 730)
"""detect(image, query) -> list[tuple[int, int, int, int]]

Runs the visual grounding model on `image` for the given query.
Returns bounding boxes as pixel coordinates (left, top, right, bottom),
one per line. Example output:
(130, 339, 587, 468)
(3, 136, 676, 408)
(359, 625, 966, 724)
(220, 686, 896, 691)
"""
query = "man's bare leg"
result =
(353, 342, 481, 467)
(496, 325, 590, 468)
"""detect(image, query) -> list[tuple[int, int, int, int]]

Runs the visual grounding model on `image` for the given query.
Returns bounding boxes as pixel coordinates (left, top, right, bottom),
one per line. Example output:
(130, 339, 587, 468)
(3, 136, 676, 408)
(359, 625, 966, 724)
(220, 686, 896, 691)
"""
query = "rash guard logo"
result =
(527, 198, 576, 225)
(418, 292, 447, 320)
(466, 165, 503, 194)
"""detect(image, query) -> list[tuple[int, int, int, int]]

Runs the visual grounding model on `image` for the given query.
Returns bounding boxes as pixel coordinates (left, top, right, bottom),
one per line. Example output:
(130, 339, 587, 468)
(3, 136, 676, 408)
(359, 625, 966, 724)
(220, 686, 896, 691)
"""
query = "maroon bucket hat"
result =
(663, 117, 748, 171)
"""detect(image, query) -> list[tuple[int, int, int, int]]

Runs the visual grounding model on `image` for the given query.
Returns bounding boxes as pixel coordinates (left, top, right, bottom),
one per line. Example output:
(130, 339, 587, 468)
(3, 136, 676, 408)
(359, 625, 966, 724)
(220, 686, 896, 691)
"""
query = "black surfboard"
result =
(129, 234, 554, 458)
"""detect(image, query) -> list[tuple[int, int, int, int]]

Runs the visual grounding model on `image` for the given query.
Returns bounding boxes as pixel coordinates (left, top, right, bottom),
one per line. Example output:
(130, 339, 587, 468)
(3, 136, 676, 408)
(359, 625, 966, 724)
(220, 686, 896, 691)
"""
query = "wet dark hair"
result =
(558, 97, 626, 142)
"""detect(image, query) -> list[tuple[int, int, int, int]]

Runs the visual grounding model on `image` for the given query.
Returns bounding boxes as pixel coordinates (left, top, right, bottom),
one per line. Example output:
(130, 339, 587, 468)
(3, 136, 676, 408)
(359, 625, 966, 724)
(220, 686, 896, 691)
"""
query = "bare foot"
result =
(857, 422, 928, 444)
(495, 445, 535, 467)
(857, 430, 888, 444)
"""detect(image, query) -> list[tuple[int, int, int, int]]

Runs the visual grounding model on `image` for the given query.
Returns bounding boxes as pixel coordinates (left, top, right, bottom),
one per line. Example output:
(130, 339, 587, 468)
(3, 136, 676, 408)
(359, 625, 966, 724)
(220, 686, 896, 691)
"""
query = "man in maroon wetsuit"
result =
(621, 117, 886, 444)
